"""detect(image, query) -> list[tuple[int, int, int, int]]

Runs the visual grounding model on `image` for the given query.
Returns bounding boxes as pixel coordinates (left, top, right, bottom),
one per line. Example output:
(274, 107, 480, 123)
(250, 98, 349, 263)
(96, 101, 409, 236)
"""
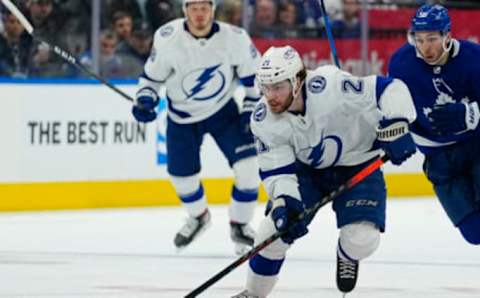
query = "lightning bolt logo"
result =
(308, 134, 326, 168)
(186, 64, 222, 99)
(308, 134, 343, 168)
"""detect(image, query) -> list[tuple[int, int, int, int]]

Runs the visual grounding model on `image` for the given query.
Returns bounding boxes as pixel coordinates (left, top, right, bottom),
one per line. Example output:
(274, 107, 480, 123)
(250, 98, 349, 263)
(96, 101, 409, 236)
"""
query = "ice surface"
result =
(0, 198, 478, 297)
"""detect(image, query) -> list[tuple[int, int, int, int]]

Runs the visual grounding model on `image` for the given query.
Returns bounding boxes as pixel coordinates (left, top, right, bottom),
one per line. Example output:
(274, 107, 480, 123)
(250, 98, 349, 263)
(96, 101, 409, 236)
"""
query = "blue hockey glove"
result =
(429, 102, 480, 135)
(270, 195, 308, 244)
(376, 118, 416, 166)
(132, 87, 159, 123)
(239, 111, 253, 136)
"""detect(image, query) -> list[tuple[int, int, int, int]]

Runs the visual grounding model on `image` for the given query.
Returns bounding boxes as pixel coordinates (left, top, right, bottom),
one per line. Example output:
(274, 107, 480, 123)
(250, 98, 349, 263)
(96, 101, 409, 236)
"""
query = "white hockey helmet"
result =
(183, 0, 216, 14)
(256, 46, 304, 88)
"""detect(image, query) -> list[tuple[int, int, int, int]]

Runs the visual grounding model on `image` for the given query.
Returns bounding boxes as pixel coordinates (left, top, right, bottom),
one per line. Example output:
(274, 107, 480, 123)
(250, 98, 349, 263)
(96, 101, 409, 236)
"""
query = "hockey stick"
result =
(185, 155, 389, 298)
(0, 0, 134, 102)
(318, 0, 341, 68)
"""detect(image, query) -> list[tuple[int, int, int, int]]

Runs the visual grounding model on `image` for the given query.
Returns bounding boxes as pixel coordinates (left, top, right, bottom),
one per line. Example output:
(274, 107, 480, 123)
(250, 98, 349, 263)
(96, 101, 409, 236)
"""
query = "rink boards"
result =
(0, 81, 433, 211)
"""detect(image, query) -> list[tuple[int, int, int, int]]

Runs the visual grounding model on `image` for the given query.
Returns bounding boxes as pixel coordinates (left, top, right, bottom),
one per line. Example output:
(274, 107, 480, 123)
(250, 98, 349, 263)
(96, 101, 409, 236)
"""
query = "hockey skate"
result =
(336, 252, 359, 296)
(231, 289, 260, 298)
(230, 222, 255, 255)
(174, 210, 211, 251)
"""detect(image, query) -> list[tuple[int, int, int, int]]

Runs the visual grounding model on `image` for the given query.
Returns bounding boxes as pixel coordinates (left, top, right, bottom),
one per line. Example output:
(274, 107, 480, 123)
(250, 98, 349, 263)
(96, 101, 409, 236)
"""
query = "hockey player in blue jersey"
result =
(130, 0, 262, 254)
(232, 46, 417, 298)
(389, 4, 480, 245)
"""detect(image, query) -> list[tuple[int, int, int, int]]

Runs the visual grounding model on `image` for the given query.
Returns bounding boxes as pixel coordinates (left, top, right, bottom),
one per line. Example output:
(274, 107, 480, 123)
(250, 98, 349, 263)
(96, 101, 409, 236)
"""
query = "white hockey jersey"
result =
(251, 65, 416, 201)
(139, 19, 260, 124)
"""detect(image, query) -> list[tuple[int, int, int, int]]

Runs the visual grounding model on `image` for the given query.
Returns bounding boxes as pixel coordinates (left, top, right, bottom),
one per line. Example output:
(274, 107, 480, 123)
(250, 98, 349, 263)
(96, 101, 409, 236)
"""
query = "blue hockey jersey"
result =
(389, 39, 480, 153)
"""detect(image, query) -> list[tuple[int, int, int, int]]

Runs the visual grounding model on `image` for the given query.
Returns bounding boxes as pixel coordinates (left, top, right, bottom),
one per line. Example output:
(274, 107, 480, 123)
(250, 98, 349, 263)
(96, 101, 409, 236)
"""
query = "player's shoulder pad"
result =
(218, 21, 248, 36)
(304, 65, 342, 94)
(153, 19, 182, 44)
(250, 99, 292, 146)
(456, 39, 480, 59)
(389, 43, 415, 69)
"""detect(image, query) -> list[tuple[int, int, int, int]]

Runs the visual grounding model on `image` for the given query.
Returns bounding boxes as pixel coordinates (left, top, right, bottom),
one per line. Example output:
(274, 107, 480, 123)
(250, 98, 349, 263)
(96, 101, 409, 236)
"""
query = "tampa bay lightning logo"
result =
(308, 76, 326, 94)
(159, 25, 173, 37)
(250, 44, 258, 58)
(307, 134, 342, 168)
(253, 103, 267, 122)
(182, 64, 226, 101)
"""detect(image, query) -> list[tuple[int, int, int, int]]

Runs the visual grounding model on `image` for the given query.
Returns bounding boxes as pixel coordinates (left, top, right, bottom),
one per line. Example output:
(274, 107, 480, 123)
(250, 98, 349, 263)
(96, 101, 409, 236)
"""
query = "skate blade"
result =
(175, 220, 212, 253)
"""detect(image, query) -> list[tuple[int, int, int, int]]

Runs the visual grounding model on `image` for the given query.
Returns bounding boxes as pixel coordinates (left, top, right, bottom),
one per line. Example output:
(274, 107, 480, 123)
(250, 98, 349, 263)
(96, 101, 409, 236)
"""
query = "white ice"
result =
(0, 197, 479, 298)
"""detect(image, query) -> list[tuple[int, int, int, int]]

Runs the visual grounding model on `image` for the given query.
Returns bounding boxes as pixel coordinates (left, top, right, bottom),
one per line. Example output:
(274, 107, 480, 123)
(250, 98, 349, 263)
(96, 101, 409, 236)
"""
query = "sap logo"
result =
(346, 200, 378, 208)
(182, 64, 226, 101)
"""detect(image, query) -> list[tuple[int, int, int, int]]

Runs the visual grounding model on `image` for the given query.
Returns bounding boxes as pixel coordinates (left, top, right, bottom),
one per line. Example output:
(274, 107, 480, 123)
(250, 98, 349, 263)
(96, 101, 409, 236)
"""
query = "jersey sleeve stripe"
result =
(259, 163, 296, 180)
(140, 71, 165, 83)
(375, 76, 394, 108)
(166, 96, 192, 118)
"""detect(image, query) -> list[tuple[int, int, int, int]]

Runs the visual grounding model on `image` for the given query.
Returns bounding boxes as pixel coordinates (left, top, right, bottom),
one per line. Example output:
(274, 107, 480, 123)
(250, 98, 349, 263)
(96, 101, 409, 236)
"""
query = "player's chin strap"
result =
(426, 34, 453, 65)
(409, 31, 453, 66)
(287, 77, 304, 111)
(184, 155, 390, 298)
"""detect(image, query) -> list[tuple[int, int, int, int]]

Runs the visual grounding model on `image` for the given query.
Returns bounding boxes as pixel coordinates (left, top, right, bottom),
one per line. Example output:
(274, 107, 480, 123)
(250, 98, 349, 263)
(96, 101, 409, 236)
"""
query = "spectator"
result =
(78, 30, 135, 79)
(145, 0, 182, 30)
(0, 10, 4, 35)
(26, 0, 68, 77)
(0, 11, 33, 77)
(216, 0, 243, 27)
(103, 0, 142, 24)
(295, 0, 324, 29)
(251, 0, 279, 38)
(116, 22, 153, 77)
(57, 0, 90, 56)
(331, 0, 361, 38)
(111, 11, 133, 45)
(277, 0, 299, 38)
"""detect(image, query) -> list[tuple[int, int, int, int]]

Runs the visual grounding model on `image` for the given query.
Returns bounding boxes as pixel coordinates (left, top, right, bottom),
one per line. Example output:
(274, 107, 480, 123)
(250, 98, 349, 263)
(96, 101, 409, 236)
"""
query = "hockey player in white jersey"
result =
(130, 0, 261, 254)
(232, 46, 417, 297)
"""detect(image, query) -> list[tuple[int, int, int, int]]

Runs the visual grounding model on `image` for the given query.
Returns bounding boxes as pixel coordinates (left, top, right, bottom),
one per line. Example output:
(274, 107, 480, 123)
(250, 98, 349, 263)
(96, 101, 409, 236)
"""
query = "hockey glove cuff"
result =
(270, 195, 308, 244)
(132, 87, 159, 123)
(135, 87, 159, 110)
(377, 118, 416, 166)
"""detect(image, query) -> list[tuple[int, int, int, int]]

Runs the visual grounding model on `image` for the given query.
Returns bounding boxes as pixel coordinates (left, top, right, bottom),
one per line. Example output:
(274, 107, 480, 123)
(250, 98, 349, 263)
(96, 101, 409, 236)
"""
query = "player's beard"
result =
(268, 94, 294, 114)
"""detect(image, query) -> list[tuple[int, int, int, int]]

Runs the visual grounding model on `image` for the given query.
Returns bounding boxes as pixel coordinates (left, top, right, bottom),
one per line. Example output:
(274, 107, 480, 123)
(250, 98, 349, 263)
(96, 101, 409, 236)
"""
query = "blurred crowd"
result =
(0, 0, 181, 78)
(0, 0, 476, 78)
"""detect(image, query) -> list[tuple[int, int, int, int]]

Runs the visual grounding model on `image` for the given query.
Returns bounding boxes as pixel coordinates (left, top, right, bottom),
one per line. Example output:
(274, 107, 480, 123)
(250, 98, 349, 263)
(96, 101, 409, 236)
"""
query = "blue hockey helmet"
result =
(411, 4, 451, 33)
